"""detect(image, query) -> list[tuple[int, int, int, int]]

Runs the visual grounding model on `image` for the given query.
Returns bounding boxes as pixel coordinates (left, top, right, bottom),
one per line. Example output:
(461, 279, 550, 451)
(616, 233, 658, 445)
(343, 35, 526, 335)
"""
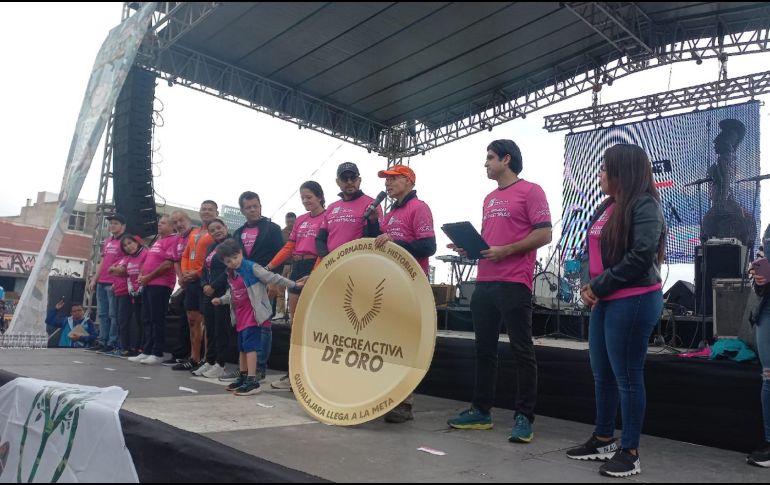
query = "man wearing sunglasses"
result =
(316, 162, 382, 257)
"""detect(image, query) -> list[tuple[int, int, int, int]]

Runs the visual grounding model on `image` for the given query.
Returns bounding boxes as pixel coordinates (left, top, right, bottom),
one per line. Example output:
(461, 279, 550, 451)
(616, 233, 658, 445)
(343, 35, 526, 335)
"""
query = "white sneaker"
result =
(193, 362, 212, 376)
(128, 353, 149, 363)
(140, 355, 163, 365)
(273, 312, 285, 320)
(271, 374, 292, 390)
(202, 363, 225, 379)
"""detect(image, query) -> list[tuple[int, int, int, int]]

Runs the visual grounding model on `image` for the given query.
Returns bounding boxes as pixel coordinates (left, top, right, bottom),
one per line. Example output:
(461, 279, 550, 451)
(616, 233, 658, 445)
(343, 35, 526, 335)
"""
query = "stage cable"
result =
(150, 93, 168, 210)
(269, 142, 345, 219)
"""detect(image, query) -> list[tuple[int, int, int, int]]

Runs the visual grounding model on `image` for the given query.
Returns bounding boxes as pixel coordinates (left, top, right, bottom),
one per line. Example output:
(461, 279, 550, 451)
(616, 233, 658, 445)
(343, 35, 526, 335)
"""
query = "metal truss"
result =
(149, 2, 220, 53)
(84, 112, 116, 310)
(127, 2, 770, 158)
(399, 20, 770, 157)
(562, 3, 654, 58)
(136, 43, 389, 154)
(543, 69, 770, 132)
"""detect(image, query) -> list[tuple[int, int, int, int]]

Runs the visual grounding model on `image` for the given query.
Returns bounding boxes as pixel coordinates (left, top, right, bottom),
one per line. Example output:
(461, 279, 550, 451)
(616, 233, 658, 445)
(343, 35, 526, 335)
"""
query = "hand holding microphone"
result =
(364, 191, 387, 221)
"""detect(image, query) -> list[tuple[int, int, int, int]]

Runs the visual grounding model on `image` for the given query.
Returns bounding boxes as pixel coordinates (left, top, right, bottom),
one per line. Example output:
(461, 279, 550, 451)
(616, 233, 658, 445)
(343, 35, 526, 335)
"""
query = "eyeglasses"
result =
(339, 175, 358, 182)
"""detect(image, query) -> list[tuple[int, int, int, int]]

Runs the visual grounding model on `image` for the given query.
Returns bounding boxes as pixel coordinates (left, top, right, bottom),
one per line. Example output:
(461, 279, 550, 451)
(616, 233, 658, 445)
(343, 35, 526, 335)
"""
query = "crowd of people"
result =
(43, 138, 770, 476)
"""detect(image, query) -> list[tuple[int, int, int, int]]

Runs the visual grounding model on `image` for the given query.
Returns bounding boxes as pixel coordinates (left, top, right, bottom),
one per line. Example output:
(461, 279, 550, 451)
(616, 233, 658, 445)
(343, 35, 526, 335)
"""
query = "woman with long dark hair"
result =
(748, 224, 770, 468)
(266, 180, 326, 389)
(109, 234, 148, 358)
(566, 144, 666, 478)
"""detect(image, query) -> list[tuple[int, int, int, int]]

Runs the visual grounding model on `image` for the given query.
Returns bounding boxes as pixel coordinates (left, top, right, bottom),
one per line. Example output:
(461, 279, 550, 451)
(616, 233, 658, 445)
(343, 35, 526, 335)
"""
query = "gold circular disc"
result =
(289, 238, 436, 425)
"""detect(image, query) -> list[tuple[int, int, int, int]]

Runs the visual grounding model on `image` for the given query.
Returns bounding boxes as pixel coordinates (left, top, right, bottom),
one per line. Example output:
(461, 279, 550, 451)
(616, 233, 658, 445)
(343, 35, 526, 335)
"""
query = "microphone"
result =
(736, 173, 770, 183)
(683, 177, 713, 187)
(364, 191, 387, 218)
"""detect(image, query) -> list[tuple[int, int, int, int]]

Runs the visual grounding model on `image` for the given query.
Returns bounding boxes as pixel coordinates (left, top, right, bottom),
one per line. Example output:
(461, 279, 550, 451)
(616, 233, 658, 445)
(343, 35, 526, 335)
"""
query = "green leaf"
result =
(34, 412, 42, 422)
(59, 423, 65, 435)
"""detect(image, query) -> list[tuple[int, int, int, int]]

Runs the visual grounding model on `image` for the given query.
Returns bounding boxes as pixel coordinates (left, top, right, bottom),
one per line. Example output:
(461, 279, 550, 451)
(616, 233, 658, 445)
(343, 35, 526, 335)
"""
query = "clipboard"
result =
(68, 324, 89, 339)
(441, 222, 489, 260)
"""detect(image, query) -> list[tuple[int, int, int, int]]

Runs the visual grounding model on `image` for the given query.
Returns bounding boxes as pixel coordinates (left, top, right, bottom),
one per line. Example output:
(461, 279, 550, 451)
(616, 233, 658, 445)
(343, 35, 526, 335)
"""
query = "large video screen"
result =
(560, 101, 761, 264)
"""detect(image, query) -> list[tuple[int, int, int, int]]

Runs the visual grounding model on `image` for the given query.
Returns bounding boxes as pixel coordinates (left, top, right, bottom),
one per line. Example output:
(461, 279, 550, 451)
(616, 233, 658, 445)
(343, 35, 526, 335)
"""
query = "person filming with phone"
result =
(45, 299, 97, 348)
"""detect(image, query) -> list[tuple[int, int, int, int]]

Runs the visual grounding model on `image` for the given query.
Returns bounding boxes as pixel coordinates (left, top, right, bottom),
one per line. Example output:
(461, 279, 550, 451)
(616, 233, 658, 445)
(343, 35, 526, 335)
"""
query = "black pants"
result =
(471, 282, 537, 422)
(143, 285, 172, 357)
(117, 294, 146, 352)
(170, 290, 191, 359)
(203, 296, 232, 366)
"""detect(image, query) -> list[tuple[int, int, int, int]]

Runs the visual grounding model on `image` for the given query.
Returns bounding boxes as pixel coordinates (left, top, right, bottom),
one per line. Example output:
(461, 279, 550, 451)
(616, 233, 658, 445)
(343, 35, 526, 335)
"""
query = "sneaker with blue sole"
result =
(509, 413, 534, 443)
(447, 407, 493, 430)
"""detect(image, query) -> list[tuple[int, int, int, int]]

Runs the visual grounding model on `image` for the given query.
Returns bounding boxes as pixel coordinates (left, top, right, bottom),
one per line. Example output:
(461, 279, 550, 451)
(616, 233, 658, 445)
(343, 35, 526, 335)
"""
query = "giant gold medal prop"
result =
(290, 238, 436, 425)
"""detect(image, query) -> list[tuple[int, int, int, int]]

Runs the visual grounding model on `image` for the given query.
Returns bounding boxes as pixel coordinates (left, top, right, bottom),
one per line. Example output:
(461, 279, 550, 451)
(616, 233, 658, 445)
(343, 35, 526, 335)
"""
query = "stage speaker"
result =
(663, 280, 695, 314)
(712, 278, 756, 348)
(694, 243, 746, 315)
(431, 284, 455, 307)
(112, 67, 157, 238)
(458, 281, 476, 306)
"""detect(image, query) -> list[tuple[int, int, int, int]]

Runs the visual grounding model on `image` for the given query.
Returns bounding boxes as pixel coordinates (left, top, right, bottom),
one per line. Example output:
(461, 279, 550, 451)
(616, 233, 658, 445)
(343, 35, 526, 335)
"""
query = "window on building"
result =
(68, 211, 86, 232)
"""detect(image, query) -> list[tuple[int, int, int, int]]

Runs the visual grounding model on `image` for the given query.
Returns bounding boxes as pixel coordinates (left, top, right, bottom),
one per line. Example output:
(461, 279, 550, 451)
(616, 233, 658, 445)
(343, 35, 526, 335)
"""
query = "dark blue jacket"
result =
(45, 310, 96, 348)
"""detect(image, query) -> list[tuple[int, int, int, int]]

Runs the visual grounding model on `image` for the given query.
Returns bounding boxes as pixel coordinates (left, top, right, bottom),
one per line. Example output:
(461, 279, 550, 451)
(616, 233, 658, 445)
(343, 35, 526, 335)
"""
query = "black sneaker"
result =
(97, 346, 115, 354)
(226, 372, 247, 392)
(599, 449, 640, 477)
(384, 403, 414, 424)
(85, 344, 106, 352)
(747, 442, 770, 467)
(162, 357, 184, 366)
(566, 435, 618, 461)
(234, 377, 262, 396)
(171, 359, 198, 371)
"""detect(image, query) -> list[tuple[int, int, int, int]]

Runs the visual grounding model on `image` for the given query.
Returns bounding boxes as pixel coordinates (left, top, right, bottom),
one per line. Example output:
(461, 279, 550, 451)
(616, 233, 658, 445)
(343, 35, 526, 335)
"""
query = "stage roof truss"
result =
(129, 2, 770, 158)
(136, 43, 391, 153)
(543, 69, 770, 132)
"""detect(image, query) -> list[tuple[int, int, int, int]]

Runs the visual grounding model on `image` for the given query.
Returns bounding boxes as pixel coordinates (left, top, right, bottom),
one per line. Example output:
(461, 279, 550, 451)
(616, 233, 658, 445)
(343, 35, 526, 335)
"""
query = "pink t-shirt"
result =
(112, 257, 129, 297)
(240, 227, 259, 255)
(477, 180, 551, 289)
(290, 211, 325, 256)
(143, 234, 181, 288)
(381, 195, 435, 275)
(126, 248, 148, 295)
(97, 235, 124, 284)
(228, 270, 259, 332)
(323, 194, 380, 252)
(588, 203, 661, 301)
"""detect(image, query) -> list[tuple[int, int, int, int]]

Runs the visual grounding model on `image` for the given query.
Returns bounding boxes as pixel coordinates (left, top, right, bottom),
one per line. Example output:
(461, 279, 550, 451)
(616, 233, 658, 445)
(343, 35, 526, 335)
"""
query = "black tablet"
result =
(441, 222, 489, 260)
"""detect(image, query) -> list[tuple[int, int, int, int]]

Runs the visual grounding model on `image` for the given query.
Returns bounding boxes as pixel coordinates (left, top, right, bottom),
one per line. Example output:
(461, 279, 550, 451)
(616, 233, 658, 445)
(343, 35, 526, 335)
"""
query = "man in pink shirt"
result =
(316, 162, 382, 256)
(373, 165, 436, 276)
(447, 139, 552, 444)
(373, 164, 436, 424)
(86, 213, 126, 352)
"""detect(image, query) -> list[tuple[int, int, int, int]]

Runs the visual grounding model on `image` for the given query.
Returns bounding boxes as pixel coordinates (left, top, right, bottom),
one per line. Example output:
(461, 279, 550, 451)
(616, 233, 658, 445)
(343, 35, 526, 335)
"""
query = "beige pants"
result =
(275, 264, 292, 315)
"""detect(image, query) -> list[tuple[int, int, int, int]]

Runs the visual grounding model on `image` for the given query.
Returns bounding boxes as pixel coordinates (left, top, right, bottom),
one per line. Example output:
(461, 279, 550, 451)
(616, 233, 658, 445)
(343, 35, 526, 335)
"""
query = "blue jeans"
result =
(96, 283, 118, 347)
(258, 326, 272, 374)
(589, 290, 663, 449)
(756, 300, 770, 442)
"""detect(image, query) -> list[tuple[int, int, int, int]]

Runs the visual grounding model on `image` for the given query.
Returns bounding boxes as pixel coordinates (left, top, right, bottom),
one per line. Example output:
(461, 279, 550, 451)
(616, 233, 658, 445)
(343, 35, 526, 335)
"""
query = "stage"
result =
(0, 329, 766, 482)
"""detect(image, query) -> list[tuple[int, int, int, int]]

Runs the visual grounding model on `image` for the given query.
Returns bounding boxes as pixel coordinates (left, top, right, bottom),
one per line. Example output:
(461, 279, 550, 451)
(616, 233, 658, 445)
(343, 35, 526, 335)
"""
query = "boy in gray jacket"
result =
(213, 239, 306, 395)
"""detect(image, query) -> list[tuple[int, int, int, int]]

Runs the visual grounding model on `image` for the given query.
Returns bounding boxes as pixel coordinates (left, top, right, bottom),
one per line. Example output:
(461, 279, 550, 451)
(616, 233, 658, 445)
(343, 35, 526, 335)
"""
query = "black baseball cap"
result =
(337, 162, 360, 177)
(106, 213, 127, 224)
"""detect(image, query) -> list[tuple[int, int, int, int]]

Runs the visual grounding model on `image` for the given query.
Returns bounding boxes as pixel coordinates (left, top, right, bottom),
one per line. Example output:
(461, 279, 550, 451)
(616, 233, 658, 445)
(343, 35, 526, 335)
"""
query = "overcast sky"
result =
(2, 2, 770, 289)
